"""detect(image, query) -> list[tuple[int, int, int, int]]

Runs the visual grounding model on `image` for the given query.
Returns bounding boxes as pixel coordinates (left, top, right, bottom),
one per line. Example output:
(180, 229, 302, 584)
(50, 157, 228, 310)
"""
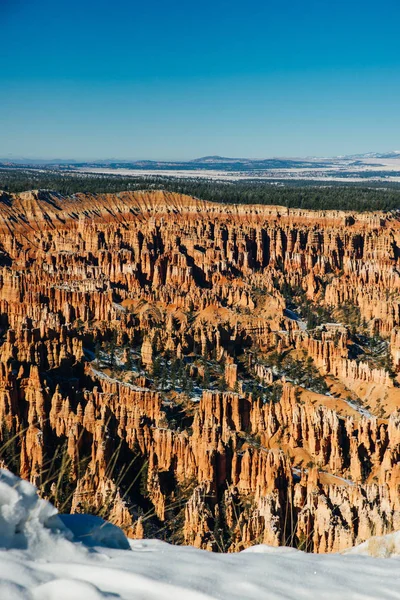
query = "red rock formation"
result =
(0, 189, 398, 553)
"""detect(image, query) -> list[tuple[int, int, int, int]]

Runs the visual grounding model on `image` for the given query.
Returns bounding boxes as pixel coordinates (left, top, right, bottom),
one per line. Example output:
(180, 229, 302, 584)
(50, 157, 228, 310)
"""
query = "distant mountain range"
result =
(344, 151, 400, 159)
(1, 152, 400, 173)
(0, 156, 328, 172)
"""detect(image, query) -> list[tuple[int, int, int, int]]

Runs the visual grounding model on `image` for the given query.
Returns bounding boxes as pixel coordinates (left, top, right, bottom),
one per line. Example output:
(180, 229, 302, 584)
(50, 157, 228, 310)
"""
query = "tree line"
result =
(1, 168, 400, 212)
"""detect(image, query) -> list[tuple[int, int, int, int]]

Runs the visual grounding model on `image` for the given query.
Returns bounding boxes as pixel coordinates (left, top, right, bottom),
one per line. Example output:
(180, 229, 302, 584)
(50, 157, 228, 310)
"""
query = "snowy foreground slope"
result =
(0, 471, 399, 600)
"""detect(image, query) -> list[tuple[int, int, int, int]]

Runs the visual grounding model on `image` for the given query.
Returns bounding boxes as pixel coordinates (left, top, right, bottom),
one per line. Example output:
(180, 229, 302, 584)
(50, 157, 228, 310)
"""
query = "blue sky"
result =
(1, 0, 399, 159)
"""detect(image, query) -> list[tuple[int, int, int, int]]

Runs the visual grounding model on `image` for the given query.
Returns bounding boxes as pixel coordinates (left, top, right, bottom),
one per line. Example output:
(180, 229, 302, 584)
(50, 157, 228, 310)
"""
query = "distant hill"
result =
(0, 156, 329, 172)
(1, 152, 400, 175)
(344, 151, 400, 159)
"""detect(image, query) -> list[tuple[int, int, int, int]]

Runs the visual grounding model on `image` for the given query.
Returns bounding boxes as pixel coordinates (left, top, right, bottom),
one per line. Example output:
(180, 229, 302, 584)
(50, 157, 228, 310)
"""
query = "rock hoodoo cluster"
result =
(0, 189, 398, 553)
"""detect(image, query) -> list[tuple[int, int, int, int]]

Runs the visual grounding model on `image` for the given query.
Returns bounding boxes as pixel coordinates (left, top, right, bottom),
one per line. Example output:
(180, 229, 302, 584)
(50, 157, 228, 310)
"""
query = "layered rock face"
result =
(0, 189, 399, 553)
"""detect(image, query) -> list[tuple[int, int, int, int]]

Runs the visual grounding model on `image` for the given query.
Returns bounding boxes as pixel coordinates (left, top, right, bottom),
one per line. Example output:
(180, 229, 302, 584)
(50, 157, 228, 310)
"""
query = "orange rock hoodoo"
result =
(0, 189, 398, 553)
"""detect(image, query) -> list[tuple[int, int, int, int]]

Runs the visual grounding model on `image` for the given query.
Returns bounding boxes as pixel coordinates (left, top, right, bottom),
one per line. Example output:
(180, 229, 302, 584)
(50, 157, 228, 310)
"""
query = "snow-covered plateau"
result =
(0, 469, 399, 600)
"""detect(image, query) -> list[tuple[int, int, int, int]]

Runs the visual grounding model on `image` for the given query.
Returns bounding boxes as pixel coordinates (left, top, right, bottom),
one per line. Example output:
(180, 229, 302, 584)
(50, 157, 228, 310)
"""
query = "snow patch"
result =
(49, 514, 131, 550)
(342, 397, 374, 418)
(345, 530, 400, 558)
(0, 470, 399, 599)
(0, 470, 59, 550)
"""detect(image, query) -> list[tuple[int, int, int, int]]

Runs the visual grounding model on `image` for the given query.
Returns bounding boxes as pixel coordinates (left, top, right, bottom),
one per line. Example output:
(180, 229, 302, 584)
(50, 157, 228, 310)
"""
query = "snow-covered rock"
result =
(51, 514, 130, 550)
(345, 530, 400, 558)
(0, 469, 399, 599)
(0, 469, 60, 550)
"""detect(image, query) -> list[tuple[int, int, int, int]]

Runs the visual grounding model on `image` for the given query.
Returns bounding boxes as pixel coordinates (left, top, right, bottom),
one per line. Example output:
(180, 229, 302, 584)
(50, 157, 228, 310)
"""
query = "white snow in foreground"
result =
(0, 470, 399, 600)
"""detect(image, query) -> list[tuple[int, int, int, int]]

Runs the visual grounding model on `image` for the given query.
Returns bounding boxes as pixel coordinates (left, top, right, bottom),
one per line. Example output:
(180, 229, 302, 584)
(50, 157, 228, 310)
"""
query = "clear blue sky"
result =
(1, 0, 399, 160)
